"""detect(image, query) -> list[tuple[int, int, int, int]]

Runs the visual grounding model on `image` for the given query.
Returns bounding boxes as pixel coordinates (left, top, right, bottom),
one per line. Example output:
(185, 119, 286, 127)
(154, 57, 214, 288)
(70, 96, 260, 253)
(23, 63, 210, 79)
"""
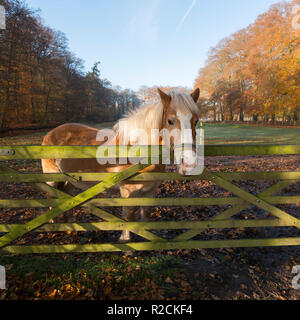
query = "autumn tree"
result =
(194, 0, 300, 123)
(0, 0, 140, 130)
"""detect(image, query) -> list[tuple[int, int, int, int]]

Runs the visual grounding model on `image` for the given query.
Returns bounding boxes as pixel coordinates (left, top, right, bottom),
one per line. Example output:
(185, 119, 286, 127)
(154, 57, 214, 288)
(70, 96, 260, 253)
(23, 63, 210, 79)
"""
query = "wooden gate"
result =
(0, 145, 299, 254)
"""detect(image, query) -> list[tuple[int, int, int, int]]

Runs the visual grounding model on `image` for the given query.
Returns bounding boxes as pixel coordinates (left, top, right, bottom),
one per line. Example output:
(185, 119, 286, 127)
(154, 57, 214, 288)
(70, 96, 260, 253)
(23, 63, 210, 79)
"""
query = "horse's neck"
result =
(99, 101, 164, 146)
(103, 130, 164, 146)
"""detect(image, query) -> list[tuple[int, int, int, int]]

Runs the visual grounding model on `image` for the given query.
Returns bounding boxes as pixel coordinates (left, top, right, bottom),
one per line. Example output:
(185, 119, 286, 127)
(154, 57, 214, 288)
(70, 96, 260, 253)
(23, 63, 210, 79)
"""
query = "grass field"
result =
(203, 123, 300, 145)
(0, 122, 300, 146)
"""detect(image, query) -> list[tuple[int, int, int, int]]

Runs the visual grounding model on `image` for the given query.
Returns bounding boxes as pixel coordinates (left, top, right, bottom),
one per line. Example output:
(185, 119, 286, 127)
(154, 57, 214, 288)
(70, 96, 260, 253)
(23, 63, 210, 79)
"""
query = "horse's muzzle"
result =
(175, 145, 200, 176)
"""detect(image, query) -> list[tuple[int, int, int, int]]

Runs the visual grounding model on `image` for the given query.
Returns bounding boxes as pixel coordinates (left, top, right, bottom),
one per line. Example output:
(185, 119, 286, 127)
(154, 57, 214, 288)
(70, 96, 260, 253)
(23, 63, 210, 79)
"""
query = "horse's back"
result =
(41, 123, 105, 177)
(42, 123, 101, 146)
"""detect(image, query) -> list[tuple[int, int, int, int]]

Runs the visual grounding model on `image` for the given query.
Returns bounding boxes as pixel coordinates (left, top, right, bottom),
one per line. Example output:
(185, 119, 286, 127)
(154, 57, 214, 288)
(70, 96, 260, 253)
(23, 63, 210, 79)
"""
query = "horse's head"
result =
(158, 88, 201, 175)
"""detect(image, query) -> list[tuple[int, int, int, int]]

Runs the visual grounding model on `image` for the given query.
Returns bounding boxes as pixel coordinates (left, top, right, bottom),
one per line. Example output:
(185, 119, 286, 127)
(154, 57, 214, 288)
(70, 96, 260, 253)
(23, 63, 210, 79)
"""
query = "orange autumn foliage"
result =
(194, 1, 300, 123)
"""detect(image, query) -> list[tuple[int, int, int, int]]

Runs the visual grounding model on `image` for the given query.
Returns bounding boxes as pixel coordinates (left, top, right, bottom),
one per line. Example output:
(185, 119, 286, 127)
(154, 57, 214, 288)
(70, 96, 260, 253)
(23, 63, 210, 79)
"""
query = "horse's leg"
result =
(42, 159, 69, 222)
(139, 184, 159, 222)
(42, 159, 76, 198)
(42, 159, 61, 195)
(119, 183, 159, 242)
(119, 206, 138, 242)
(140, 206, 152, 222)
(119, 185, 139, 242)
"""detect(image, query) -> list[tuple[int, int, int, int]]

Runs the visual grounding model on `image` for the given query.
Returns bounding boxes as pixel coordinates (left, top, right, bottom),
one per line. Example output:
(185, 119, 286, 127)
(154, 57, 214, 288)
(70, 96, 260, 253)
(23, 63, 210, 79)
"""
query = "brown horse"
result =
(42, 88, 201, 241)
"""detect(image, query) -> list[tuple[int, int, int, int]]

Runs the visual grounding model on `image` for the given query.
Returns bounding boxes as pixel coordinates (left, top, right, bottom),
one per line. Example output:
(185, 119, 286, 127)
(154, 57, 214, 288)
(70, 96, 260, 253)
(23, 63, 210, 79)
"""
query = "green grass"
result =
(202, 123, 300, 145)
(0, 253, 185, 299)
(1, 122, 299, 146)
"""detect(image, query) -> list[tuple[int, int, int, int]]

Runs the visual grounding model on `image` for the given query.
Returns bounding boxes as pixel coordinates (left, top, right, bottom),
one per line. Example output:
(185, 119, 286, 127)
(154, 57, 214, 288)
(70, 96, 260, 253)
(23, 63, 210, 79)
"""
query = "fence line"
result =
(0, 145, 299, 254)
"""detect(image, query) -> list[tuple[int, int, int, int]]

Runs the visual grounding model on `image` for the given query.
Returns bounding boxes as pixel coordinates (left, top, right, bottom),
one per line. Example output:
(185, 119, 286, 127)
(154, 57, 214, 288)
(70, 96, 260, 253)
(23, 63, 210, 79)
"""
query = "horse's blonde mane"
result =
(113, 100, 163, 134)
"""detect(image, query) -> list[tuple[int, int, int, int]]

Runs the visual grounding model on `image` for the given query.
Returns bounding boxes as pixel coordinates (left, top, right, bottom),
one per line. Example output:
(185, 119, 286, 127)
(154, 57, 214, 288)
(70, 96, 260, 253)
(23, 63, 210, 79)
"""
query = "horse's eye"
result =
(168, 119, 174, 126)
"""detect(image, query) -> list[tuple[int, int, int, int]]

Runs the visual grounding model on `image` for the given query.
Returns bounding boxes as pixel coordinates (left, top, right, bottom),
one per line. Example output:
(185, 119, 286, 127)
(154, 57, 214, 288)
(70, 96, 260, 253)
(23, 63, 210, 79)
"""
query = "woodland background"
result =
(0, 0, 299, 131)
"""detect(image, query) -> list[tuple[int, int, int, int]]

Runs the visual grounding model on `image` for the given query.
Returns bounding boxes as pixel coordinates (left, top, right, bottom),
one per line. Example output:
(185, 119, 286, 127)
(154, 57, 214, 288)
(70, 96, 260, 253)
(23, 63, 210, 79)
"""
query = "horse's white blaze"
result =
(177, 112, 196, 171)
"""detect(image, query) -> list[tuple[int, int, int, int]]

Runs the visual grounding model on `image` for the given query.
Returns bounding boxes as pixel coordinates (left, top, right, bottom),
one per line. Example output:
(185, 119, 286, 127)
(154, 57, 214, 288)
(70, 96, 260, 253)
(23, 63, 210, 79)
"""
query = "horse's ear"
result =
(191, 88, 200, 103)
(158, 88, 171, 107)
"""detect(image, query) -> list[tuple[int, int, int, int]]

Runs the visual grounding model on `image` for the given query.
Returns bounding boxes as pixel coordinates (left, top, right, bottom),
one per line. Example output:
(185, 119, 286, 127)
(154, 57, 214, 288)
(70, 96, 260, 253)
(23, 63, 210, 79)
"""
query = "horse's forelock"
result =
(168, 90, 200, 117)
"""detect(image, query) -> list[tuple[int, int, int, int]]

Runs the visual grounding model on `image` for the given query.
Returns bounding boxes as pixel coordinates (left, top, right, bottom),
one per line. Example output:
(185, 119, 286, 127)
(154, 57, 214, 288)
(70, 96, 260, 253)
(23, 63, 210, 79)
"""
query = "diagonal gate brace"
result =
(0, 163, 149, 248)
(203, 169, 300, 228)
(0, 165, 166, 242)
(0, 165, 165, 243)
(173, 170, 300, 242)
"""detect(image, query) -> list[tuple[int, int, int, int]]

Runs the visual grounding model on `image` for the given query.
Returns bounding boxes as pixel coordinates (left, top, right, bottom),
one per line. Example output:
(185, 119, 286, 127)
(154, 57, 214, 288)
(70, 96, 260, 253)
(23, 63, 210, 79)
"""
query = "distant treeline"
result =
(0, 0, 141, 131)
(194, 1, 299, 124)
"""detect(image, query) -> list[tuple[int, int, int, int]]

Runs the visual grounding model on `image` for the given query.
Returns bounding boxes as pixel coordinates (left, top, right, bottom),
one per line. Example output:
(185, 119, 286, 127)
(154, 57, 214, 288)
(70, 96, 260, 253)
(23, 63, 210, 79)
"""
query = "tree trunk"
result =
(1, 41, 14, 129)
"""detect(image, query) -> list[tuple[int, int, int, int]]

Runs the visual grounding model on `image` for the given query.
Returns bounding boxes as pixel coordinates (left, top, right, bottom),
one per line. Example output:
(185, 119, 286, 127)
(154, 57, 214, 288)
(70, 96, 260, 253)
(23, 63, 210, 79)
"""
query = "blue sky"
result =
(26, 0, 281, 91)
